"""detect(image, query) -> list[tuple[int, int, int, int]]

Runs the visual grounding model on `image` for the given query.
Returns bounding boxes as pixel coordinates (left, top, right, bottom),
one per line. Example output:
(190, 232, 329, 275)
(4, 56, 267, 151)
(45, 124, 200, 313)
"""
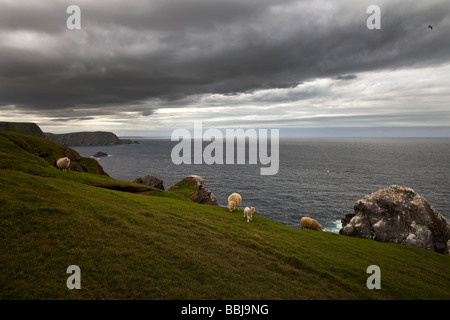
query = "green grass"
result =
(0, 130, 449, 299)
(0, 122, 44, 138)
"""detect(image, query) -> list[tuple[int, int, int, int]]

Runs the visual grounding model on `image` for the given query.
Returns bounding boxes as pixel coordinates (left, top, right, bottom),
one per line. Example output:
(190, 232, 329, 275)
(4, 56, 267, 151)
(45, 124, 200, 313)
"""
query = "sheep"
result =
(300, 217, 322, 231)
(243, 207, 256, 222)
(56, 157, 70, 172)
(227, 192, 242, 212)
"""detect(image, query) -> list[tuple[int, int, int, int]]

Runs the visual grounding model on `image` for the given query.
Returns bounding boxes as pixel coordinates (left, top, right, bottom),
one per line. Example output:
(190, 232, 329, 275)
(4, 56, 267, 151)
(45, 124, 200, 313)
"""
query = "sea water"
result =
(73, 138, 450, 232)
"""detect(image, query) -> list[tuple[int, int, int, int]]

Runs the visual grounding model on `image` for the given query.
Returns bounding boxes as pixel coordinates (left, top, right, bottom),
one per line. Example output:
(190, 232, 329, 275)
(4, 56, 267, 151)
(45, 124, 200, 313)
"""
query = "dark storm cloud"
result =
(50, 117, 95, 122)
(336, 75, 357, 81)
(0, 0, 449, 117)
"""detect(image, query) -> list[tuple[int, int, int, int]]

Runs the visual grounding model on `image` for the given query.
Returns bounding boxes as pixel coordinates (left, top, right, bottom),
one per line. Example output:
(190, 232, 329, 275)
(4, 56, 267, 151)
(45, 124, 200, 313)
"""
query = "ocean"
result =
(73, 138, 450, 233)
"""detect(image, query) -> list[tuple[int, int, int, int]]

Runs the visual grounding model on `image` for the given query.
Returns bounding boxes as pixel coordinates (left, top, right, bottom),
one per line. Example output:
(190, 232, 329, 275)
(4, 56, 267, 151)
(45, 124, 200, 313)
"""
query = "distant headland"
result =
(44, 131, 140, 146)
(0, 121, 139, 146)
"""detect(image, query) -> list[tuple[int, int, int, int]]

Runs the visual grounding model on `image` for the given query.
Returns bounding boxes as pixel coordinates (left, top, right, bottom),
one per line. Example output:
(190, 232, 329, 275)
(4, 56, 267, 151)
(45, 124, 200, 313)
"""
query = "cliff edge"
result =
(0, 122, 45, 138)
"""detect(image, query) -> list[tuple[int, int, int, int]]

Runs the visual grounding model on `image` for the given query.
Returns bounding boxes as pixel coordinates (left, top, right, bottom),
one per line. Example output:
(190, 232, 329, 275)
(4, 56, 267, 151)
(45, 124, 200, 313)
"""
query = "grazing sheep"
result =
(227, 192, 242, 212)
(300, 217, 322, 231)
(56, 157, 70, 172)
(244, 207, 256, 223)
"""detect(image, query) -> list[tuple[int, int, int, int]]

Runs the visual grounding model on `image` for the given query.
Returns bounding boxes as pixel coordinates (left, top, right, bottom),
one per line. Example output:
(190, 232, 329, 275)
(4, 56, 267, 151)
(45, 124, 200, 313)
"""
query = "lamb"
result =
(300, 217, 322, 231)
(227, 192, 242, 212)
(243, 207, 256, 222)
(56, 157, 70, 172)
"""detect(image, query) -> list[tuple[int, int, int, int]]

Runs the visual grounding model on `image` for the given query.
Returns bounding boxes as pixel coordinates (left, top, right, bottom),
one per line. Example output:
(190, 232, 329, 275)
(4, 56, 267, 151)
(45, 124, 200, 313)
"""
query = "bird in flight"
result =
(428, 25, 433, 30)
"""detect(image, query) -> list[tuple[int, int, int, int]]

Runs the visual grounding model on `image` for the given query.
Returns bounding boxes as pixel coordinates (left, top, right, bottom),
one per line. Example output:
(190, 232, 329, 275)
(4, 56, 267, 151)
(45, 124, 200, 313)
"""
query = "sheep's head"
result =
(250, 207, 256, 213)
(228, 202, 236, 212)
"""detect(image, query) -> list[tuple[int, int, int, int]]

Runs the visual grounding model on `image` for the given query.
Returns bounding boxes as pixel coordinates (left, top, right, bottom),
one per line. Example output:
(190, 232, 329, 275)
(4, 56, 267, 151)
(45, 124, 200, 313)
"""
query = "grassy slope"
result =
(0, 122, 44, 138)
(0, 131, 449, 299)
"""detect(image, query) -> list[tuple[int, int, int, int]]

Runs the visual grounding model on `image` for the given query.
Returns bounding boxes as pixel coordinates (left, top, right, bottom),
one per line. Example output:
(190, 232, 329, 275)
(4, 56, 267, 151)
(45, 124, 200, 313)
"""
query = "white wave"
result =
(323, 219, 342, 234)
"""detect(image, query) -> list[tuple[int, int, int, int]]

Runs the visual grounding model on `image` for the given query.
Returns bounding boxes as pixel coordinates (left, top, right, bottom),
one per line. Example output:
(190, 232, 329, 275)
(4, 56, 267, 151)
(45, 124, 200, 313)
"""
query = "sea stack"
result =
(93, 152, 108, 157)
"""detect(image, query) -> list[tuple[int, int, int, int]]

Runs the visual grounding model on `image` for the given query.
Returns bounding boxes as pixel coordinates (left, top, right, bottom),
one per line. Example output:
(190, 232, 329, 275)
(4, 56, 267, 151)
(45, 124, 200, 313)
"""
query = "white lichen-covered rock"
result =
(340, 185, 450, 254)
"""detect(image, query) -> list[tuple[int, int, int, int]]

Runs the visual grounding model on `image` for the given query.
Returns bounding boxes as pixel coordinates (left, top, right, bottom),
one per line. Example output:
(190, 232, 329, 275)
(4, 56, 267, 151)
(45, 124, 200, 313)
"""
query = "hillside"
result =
(0, 122, 45, 138)
(0, 130, 449, 300)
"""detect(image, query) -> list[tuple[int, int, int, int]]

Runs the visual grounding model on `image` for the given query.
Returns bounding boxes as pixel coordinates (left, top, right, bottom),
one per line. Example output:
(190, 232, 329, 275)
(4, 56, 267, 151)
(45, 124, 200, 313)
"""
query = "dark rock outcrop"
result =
(93, 152, 108, 157)
(341, 213, 355, 228)
(168, 175, 218, 205)
(340, 185, 450, 254)
(45, 131, 133, 146)
(131, 174, 165, 190)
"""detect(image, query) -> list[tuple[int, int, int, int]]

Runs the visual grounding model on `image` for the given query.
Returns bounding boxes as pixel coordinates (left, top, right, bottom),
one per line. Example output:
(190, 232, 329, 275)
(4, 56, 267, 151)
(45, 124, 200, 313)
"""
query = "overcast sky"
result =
(1, 0, 449, 136)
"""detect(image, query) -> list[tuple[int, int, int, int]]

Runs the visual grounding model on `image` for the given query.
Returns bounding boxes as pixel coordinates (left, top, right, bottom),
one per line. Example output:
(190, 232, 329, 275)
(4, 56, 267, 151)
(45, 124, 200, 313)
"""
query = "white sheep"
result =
(300, 217, 322, 231)
(227, 192, 242, 212)
(56, 157, 70, 172)
(244, 207, 256, 222)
